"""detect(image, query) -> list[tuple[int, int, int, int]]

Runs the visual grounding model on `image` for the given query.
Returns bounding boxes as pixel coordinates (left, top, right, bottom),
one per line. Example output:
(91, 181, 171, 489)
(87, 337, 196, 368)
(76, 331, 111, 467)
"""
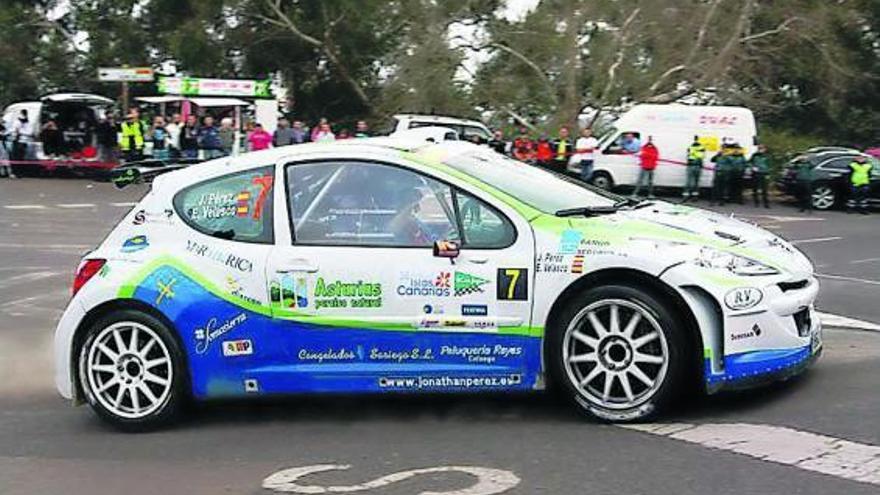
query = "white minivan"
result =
(568, 104, 758, 191)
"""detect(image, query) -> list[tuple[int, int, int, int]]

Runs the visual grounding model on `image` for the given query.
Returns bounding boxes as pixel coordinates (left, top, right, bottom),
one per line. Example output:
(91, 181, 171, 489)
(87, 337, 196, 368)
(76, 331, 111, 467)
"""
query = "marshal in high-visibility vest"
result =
(687, 143, 706, 161)
(119, 121, 145, 151)
(850, 160, 872, 187)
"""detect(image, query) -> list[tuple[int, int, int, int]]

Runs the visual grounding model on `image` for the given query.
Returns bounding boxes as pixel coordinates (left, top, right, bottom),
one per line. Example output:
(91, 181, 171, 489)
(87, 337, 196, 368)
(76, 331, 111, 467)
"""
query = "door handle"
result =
(467, 256, 489, 264)
(277, 260, 319, 273)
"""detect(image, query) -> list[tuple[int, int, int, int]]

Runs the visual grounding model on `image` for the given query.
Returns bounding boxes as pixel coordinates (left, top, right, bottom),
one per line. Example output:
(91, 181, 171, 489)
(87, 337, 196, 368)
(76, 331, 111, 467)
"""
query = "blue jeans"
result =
(580, 159, 594, 182)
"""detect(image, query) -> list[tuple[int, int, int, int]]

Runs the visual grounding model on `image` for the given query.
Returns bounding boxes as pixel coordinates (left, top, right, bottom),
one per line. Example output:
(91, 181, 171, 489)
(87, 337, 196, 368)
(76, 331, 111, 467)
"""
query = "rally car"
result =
(54, 139, 822, 430)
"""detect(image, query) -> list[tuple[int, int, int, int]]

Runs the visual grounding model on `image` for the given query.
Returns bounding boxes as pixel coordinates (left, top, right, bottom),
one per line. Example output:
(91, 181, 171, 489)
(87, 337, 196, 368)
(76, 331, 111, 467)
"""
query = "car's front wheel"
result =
(811, 184, 837, 210)
(548, 285, 690, 422)
(78, 310, 186, 431)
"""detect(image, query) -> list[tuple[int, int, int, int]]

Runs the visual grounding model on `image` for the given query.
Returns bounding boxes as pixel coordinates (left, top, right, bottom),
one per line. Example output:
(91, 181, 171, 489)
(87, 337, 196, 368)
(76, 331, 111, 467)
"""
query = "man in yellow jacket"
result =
(848, 155, 873, 214)
(118, 109, 145, 162)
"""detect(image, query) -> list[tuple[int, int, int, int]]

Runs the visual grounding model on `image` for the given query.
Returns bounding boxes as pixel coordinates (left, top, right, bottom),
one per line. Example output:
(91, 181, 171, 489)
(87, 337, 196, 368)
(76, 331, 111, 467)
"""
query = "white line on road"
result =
(744, 214, 826, 222)
(263, 465, 521, 494)
(0, 271, 60, 289)
(620, 423, 880, 487)
(0, 243, 90, 250)
(56, 203, 96, 208)
(816, 273, 880, 287)
(851, 257, 880, 265)
(791, 237, 843, 245)
(818, 312, 880, 332)
(110, 202, 138, 207)
(3, 205, 46, 210)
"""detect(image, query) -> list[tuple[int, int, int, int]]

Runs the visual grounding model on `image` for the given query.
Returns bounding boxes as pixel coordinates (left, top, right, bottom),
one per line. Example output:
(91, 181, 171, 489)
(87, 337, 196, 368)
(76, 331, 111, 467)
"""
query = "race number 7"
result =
(497, 268, 528, 301)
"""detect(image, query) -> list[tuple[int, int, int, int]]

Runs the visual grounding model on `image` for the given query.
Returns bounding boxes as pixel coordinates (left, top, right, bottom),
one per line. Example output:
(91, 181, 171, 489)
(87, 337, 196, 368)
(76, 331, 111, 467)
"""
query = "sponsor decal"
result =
(559, 229, 584, 254)
(186, 174, 272, 222)
(417, 316, 496, 329)
(397, 271, 490, 298)
(440, 344, 523, 364)
(724, 287, 763, 310)
(225, 276, 261, 305)
(314, 277, 382, 310)
(731, 324, 762, 342)
(378, 374, 522, 390)
(270, 274, 309, 309)
(536, 252, 569, 273)
(235, 190, 251, 217)
(497, 268, 528, 301)
(97, 264, 111, 278)
(571, 254, 584, 274)
(423, 304, 445, 314)
(185, 239, 253, 272)
(222, 339, 253, 356)
(133, 209, 174, 226)
(155, 277, 177, 305)
(298, 347, 359, 363)
(461, 304, 488, 316)
(369, 347, 434, 362)
(121, 235, 149, 253)
(194, 312, 247, 354)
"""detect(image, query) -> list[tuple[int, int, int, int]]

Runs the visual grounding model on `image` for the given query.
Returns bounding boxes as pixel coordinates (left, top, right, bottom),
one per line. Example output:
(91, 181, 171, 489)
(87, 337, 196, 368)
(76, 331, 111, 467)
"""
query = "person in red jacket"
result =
(534, 134, 554, 167)
(512, 127, 534, 163)
(632, 136, 659, 199)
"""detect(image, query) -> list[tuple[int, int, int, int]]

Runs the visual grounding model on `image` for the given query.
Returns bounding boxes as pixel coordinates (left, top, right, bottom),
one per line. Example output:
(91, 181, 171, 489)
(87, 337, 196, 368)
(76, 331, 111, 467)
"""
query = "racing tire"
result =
(547, 284, 690, 422)
(590, 172, 613, 191)
(78, 310, 187, 431)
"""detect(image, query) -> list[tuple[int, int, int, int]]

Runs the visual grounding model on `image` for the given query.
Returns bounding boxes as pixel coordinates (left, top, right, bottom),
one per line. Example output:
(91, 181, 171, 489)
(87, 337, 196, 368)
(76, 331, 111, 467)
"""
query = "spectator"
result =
(621, 132, 641, 154)
(149, 116, 169, 160)
(632, 136, 659, 199)
(198, 116, 223, 159)
(165, 113, 182, 158)
(11, 109, 34, 176)
(218, 117, 235, 156)
(180, 114, 200, 159)
(40, 119, 64, 158)
(573, 127, 599, 182)
(487, 129, 507, 155)
(355, 120, 370, 138)
(273, 118, 296, 147)
(118, 109, 146, 163)
(0, 121, 11, 178)
(749, 143, 771, 208)
(291, 120, 307, 143)
(313, 122, 336, 143)
(95, 116, 117, 163)
(534, 135, 553, 167)
(338, 128, 352, 140)
(711, 144, 731, 206)
(311, 117, 329, 142)
(512, 127, 534, 162)
(728, 144, 747, 204)
(552, 126, 572, 170)
(248, 123, 273, 151)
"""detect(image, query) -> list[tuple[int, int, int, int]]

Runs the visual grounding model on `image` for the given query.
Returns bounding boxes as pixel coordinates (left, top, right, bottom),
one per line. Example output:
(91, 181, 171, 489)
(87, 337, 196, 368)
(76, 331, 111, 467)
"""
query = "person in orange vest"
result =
(632, 136, 659, 199)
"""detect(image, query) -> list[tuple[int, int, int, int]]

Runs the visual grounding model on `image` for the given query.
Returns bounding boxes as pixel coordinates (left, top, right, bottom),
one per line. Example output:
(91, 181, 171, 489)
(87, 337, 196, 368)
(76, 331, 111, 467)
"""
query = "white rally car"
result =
(55, 139, 822, 430)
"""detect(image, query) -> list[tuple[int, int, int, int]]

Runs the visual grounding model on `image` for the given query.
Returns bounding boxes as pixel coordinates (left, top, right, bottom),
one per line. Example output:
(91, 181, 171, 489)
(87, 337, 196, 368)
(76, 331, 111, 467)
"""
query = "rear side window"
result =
(174, 166, 275, 244)
(819, 157, 854, 171)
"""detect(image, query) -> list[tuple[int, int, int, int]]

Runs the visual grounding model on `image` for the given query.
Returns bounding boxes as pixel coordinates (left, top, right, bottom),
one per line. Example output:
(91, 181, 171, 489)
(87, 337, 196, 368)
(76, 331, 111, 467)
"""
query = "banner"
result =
(158, 77, 272, 98)
(98, 67, 155, 82)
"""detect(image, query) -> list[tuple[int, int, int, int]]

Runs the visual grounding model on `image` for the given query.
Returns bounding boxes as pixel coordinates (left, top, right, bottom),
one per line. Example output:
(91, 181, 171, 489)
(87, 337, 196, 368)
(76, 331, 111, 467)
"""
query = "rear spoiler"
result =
(110, 158, 203, 189)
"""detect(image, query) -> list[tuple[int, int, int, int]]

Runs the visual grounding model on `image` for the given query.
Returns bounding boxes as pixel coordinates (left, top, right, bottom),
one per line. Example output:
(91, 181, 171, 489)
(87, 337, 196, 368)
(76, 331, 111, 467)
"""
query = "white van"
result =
(568, 104, 758, 191)
(2, 93, 113, 160)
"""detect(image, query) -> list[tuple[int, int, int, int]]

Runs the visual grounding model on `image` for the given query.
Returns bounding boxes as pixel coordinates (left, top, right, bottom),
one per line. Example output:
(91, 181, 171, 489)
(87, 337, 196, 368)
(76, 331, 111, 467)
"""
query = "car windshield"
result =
(442, 147, 622, 213)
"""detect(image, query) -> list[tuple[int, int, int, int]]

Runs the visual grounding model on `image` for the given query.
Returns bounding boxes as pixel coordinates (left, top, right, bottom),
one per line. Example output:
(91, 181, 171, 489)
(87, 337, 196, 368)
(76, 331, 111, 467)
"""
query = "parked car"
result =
(776, 151, 880, 210)
(389, 114, 491, 143)
(55, 139, 821, 430)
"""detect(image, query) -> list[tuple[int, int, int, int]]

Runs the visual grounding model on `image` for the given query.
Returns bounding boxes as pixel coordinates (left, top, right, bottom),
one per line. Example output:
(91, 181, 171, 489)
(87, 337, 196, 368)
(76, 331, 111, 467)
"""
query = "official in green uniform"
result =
(683, 136, 705, 202)
(728, 144, 747, 205)
(848, 155, 873, 214)
(750, 144, 771, 208)
(795, 159, 814, 213)
(711, 144, 731, 206)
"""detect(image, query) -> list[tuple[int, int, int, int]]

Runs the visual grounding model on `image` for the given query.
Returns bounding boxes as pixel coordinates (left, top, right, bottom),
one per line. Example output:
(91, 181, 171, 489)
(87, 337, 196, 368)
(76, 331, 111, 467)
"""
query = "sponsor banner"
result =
(158, 76, 272, 98)
(223, 339, 253, 357)
(98, 67, 154, 82)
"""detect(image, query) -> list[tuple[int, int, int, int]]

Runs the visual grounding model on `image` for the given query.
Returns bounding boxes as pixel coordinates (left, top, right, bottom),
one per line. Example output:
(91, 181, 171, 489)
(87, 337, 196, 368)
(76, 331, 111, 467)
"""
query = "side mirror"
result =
(433, 240, 460, 259)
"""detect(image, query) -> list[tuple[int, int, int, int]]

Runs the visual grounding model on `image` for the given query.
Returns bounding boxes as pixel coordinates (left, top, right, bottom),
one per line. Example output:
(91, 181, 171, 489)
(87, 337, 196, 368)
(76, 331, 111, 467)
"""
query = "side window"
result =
(174, 166, 274, 243)
(604, 132, 641, 154)
(288, 161, 460, 247)
(454, 189, 516, 248)
(819, 158, 853, 171)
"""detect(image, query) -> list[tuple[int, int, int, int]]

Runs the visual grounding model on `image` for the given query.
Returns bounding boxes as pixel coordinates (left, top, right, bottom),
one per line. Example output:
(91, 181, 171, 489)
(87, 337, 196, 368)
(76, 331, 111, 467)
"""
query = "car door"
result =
(265, 157, 538, 394)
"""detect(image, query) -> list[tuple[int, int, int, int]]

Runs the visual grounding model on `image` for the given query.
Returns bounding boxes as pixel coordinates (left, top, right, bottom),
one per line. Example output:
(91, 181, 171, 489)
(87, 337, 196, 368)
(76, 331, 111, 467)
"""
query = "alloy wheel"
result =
(562, 299, 669, 410)
(83, 321, 174, 420)
(812, 186, 835, 210)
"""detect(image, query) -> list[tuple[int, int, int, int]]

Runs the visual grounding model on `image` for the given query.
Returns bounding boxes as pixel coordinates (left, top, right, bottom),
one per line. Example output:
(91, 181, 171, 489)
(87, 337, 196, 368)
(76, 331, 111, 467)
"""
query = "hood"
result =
(560, 201, 813, 279)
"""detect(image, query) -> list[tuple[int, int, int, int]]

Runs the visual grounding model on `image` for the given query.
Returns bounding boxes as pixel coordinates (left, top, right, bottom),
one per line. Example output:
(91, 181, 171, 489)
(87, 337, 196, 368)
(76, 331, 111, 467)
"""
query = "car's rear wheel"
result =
(548, 285, 690, 422)
(811, 185, 836, 210)
(590, 172, 613, 190)
(78, 310, 186, 431)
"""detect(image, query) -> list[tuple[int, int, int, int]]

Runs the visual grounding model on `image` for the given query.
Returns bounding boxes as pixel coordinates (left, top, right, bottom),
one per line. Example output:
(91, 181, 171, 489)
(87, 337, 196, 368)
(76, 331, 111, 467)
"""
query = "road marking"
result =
(56, 203, 96, 208)
(851, 257, 880, 265)
(262, 465, 520, 494)
(0, 271, 60, 289)
(110, 202, 138, 207)
(816, 273, 880, 287)
(818, 312, 880, 332)
(0, 242, 90, 250)
(3, 205, 47, 210)
(745, 214, 826, 222)
(791, 236, 842, 245)
(620, 423, 880, 487)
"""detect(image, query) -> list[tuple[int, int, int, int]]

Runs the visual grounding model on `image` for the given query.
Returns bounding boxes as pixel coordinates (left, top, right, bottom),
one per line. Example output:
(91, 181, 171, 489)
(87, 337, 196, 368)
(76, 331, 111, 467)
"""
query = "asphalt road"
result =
(1, 178, 879, 495)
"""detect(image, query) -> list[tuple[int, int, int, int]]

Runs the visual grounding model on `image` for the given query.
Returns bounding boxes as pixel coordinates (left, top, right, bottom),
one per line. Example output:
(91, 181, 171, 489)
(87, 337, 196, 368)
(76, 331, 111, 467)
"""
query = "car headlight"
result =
(694, 247, 779, 276)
